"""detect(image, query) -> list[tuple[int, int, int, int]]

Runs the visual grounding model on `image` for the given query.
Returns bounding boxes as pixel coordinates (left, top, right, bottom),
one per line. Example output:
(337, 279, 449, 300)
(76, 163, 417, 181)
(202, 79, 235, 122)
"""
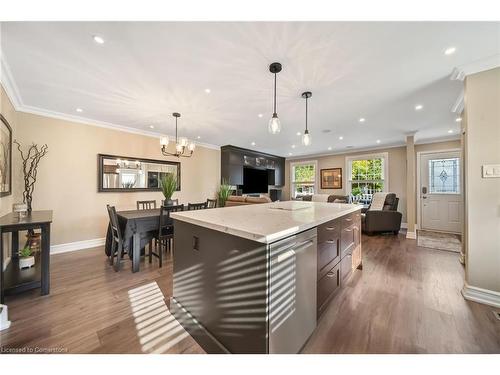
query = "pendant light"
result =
(301, 91, 312, 146)
(268, 62, 282, 134)
(160, 112, 195, 158)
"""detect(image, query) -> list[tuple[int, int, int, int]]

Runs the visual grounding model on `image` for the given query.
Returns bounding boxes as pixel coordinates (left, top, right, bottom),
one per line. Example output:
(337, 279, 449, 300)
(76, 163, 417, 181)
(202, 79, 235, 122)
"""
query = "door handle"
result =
(326, 271, 336, 278)
(276, 249, 295, 263)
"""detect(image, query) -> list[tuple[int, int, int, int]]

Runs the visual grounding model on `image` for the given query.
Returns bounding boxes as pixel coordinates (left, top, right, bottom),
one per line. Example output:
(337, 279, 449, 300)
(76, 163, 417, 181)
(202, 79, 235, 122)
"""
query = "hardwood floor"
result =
(1, 233, 499, 354)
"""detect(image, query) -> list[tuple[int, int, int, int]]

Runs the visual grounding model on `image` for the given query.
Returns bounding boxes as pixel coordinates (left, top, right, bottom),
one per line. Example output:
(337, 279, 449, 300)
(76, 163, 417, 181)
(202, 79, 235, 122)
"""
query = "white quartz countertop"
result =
(171, 201, 362, 244)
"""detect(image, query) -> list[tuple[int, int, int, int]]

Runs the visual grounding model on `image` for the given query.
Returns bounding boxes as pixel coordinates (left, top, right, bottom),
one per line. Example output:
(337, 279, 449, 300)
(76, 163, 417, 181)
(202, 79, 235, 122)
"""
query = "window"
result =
(429, 157, 460, 194)
(290, 161, 317, 198)
(346, 153, 388, 198)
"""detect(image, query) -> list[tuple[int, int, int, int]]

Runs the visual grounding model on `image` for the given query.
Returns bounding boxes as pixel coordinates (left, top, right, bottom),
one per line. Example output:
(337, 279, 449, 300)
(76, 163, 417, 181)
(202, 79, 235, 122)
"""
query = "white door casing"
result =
(419, 151, 463, 233)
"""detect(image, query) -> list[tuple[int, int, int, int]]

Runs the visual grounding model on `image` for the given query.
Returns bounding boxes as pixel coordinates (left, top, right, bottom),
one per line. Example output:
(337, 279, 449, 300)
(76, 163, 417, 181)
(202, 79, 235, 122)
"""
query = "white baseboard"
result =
(462, 283, 500, 308)
(51, 237, 105, 254)
(406, 231, 417, 239)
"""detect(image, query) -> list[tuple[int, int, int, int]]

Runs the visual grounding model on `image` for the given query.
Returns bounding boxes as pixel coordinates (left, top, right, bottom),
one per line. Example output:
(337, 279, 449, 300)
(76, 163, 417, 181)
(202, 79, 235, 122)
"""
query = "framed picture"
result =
(0, 114, 12, 197)
(320, 168, 342, 189)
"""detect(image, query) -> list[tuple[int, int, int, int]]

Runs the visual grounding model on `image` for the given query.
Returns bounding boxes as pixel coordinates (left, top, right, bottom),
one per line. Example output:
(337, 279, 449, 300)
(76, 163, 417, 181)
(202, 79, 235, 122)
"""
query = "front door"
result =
(420, 151, 462, 233)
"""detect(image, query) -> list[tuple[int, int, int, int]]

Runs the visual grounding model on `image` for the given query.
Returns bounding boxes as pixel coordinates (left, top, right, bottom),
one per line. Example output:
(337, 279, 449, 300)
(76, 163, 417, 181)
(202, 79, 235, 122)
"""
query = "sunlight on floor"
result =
(128, 281, 190, 353)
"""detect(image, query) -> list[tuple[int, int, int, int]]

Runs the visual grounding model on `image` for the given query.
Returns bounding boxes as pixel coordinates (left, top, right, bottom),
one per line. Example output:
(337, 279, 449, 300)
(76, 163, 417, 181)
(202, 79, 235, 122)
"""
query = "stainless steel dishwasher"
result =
(268, 228, 317, 354)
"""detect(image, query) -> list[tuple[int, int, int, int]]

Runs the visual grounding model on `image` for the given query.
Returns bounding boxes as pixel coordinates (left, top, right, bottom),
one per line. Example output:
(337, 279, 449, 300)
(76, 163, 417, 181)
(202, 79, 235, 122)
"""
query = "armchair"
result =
(361, 193, 402, 235)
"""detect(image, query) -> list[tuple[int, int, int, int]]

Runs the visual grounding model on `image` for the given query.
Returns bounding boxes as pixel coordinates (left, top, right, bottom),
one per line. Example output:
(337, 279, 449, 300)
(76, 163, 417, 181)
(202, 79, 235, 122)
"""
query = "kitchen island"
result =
(170, 201, 362, 354)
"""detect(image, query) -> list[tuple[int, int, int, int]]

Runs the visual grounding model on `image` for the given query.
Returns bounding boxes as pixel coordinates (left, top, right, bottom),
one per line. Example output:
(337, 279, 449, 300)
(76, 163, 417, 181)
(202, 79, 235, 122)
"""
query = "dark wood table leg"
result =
(41, 223, 50, 296)
(11, 231, 19, 260)
(1, 230, 4, 304)
(132, 232, 140, 273)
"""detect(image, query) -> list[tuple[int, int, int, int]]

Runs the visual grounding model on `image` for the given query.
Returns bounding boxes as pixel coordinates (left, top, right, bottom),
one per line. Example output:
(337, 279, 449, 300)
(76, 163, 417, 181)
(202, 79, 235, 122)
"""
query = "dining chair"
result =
(158, 204, 184, 256)
(137, 200, 157, 210)
(106, 205, 124, 272)
(206, 199, 217, 208)
(188, 202, 208, 210)
(161, 199, 179, 206)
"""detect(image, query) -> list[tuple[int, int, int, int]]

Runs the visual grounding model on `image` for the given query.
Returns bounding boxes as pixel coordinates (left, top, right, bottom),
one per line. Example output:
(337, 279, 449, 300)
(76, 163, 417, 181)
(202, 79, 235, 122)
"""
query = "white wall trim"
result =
(416, 148, 462, 231)
(285, 135, 461, 161)
(51, 237, 106, 255)
(450, 54, 500, 81)
(0, 52, 220, 151)
(462, 282, 500, 308)
(406, 231, 417, 240)
(0, 46, 23, 110)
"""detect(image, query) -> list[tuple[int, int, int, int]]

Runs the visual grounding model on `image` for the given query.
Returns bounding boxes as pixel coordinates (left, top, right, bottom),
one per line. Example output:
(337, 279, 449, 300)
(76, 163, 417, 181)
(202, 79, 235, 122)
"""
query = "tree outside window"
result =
(292, 163, 316, 198)
(350, 158, 384, 195)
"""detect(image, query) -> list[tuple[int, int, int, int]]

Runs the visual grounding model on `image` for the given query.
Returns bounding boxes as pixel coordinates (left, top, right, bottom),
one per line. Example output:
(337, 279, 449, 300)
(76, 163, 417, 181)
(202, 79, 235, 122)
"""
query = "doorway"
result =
(418, 150, 463, 234)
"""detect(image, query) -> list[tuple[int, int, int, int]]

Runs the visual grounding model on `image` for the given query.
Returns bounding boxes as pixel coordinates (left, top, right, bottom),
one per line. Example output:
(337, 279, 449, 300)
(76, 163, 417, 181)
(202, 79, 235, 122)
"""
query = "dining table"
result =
(104, 208, 174, 272)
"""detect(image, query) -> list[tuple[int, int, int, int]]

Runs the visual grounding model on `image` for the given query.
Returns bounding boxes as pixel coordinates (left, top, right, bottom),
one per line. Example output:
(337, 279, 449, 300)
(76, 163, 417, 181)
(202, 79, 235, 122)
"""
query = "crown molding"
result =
(450, 54, 500, 81)
(0, 47, 23, 110)
(451, 89, 464, 114)
(285, 134, 461, 161)
(0, 53, 220, 151)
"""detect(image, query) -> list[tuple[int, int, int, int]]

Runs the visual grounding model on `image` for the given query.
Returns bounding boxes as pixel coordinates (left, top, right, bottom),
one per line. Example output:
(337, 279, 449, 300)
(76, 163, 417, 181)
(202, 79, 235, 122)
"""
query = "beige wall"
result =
(2, 87, 221, 246)
(463, 67, 500, 293)
(1, 85, 18, 273)
(284, 139, 461, 224)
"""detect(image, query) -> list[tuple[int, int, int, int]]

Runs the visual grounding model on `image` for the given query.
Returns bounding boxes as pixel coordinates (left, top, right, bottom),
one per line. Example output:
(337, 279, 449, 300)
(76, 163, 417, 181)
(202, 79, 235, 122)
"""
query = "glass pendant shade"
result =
(175, 143, 183, 153)
(302, 130, 312, 146)
(160, 136, 169, 146)
(188, 142, 196, 152)
(268, 113, 281, 134)
(179, 137, 188, 147)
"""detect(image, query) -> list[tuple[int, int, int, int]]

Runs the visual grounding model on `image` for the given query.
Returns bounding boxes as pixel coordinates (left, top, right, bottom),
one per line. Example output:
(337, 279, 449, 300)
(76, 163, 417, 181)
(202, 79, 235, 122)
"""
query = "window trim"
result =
(345, 152, 389, 194)
(289, 160, 318, 199)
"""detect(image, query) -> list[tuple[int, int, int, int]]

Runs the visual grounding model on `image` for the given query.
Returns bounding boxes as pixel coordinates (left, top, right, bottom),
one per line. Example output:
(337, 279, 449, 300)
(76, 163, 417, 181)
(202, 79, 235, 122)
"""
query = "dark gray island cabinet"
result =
(170, 201, 362, 354)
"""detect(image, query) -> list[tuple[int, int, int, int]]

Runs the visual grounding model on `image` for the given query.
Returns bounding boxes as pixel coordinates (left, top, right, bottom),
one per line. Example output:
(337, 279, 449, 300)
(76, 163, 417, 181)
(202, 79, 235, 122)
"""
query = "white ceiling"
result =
(1, 22, 499, 157)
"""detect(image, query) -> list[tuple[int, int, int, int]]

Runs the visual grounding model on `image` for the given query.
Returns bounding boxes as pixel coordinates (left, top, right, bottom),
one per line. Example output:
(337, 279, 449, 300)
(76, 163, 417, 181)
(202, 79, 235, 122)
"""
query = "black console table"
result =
(0, 210, 52, 304)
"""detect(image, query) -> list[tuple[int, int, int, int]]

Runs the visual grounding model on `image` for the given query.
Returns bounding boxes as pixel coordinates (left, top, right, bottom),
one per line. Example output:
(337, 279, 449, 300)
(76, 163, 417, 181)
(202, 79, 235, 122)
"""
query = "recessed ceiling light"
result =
(444, 47, 456, 55)
(296, 131, 301, 136)
(258, 114, 263, 118)
(197, 135, 201, 139)
(76, 108, 83, 112)
(93, 35, 105, 44)
(359, 118, 365, 123)
(288, 152, 293, 156)
(328, 146, 332, 151)
(415, 104, 423, 111)
(149, 125, 154, 129)
(204, 88, 211, 94)
(338, 136, 344, 140)
(455, 117, 462, 122)
(448, 129, 453, 134)
(251, 141, 256, 146)
(291, 144, 296, 149)
(376, 139, 381, 144)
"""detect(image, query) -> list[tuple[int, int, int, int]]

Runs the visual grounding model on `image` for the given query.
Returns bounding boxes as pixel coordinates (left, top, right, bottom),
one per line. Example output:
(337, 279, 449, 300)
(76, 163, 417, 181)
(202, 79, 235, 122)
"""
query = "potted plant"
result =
(18, 245, 35, 269)
(217, 179, 232, 207)
(160, 173, 177, 206)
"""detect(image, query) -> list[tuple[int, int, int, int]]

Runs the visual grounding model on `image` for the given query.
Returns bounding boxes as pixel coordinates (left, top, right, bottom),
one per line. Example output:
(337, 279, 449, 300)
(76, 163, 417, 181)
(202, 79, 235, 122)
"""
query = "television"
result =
(242, 167, 269, 194)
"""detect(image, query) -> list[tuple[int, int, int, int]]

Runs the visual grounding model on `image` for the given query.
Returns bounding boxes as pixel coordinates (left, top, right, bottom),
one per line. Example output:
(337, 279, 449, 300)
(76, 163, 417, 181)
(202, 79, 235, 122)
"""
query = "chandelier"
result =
(160, 112, 195, 158)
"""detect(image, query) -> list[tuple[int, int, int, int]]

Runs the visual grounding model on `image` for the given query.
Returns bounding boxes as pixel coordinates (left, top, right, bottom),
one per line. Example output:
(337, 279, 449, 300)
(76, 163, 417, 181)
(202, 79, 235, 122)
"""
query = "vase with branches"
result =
(14, 140, 48, 212)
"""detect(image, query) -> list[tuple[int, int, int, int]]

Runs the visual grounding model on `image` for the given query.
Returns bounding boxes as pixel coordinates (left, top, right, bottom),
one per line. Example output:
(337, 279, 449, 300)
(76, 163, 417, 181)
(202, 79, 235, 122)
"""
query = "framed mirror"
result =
(98, 154, 181, 192)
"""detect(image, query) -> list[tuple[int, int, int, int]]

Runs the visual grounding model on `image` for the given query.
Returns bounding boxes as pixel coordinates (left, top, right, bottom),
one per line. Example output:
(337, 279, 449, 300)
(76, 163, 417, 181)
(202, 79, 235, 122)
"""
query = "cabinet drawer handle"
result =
(344, 228, 353, 232)
(326, 239, 336, 244)
(344, 218, 352, 222)
(325, 226, 336, 231)
(327, 271, 336, 278)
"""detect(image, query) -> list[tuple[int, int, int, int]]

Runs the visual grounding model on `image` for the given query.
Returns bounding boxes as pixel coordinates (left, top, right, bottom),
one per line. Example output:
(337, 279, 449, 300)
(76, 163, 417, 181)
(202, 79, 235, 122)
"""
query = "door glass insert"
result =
(428, 158, 460, 194)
